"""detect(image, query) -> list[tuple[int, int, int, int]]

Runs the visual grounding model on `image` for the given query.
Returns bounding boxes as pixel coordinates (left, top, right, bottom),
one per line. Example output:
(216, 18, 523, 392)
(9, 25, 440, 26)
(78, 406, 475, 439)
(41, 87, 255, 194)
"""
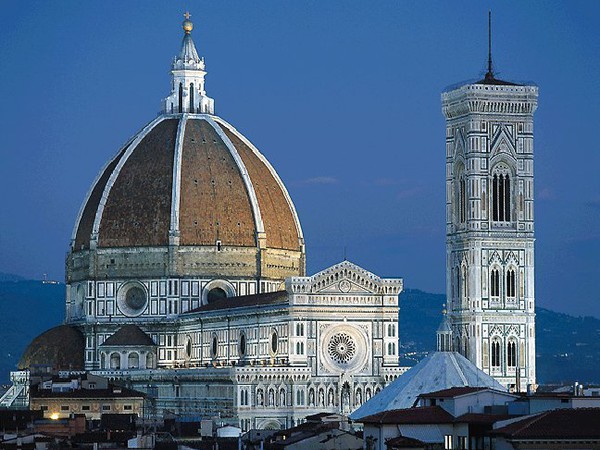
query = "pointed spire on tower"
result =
(485, 10, 494, 81)
(162, 13, 215, 115)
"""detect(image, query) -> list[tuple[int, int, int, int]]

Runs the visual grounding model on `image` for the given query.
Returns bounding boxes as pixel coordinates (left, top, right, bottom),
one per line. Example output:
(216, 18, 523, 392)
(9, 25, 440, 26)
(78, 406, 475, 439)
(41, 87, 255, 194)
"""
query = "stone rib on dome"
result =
(99, 119, 177, 247)
(178, 119, 256, 246)
(72, 115, 303, 253)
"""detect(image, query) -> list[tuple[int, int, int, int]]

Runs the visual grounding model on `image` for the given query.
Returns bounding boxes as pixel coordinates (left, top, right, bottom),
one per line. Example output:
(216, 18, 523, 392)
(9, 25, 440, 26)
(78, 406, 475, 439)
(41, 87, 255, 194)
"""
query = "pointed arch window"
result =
(506, 268, 516, 299)
(460, 265, 468, 308)
(178, 83, 183, 113)
(490, 268, 500, 298)
(507, 340, 517, 367)
(492, 164, 512, 222)
(491, 340, 501, 368)
(189, 83, 195, 113)
(460, 177, 466, 223)
(455, 163, 467, 225)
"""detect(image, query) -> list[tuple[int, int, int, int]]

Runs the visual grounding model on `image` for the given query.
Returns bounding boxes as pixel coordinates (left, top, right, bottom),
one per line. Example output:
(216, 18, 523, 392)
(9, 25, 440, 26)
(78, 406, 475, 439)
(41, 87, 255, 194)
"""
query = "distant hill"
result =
(400, 289, 600, 385)
(0, 278, 598, 385)
(0, 272, 24, 282)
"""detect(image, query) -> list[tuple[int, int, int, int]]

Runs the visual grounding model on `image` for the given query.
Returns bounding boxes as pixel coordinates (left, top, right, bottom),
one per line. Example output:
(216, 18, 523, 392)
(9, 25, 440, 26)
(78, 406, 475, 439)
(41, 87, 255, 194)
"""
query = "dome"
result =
(19, 325, 85, 371)
(67, 18, 305, 289)
(68, 115, 305, 282)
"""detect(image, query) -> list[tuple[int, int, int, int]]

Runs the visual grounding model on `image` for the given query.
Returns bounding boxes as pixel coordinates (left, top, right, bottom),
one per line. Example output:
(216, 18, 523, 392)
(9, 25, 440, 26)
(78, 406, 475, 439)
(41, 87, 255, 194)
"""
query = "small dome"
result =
(19, 325, 84, 371)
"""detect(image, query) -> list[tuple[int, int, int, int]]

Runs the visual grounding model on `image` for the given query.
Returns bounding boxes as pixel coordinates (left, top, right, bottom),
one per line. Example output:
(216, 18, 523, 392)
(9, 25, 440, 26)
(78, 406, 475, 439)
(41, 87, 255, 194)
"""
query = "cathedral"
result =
(8, 13, 538, 429)
(15, 16, 405, 430)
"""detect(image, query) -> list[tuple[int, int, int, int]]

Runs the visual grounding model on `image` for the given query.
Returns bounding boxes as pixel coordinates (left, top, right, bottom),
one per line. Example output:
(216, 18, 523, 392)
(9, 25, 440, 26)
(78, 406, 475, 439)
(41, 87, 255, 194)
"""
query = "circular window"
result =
(126, 287, 146, 310)
(117, 283, 148, 317)
(328, 332, 356, 364)
(239, 333, 246, 357)
(270, 331, 278, 355)
(207, 287, 227, 303)
(320, 325, 368, 373)
(211, 334, 218, 358)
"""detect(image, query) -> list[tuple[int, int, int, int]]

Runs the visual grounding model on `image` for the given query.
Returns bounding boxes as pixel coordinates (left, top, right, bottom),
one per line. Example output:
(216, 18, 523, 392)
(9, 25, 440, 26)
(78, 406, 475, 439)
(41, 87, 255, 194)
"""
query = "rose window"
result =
(328, 332, 356, 364)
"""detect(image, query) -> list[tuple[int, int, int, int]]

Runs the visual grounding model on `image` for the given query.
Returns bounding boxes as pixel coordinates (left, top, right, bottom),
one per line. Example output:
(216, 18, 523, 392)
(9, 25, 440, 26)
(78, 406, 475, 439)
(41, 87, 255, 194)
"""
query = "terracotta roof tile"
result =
(493, 408, 600, 439)
(220, 123, 301, 251)
(101, 324, 156, 347)
(420, 387, 488, 398)
(179, 119, 256, 246)
(187, 290, 288, 313)
(357, 406, 454, 425)
(98, 119, 177, 247)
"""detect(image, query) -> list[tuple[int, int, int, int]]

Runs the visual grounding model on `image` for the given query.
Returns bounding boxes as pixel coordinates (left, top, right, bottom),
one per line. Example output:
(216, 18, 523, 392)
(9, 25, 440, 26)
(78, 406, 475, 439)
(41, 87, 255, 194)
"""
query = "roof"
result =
(358, 406, 454, 425)
(187, 290, 289, 313)
(493, 408, 600, 440)
(454, 413, 514, 425)
(420, 387, 488, 398)
(350, 352, 505, 420)
(19, 325, 85, 371)
(30, 385, 145, 399)
(475, 75, 521, 86)
(73, 116, 303, 253)
(101, 324, 156, 347)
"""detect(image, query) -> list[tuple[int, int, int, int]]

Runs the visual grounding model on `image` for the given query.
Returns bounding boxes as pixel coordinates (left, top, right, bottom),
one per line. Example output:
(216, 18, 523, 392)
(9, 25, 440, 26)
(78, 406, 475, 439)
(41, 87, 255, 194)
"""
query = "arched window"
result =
(110, 352, 120, 370)
(461, 265, 468, 308)
(239, 333, 246, 357)
(189, 83, 194, 113)
(491, 340, 501, 368)
(506, 268, 516, 299)
(178, 83, 183, 113)
(490, 268, 500, 298)
(270, 330, 278, 355)
(460, 177, 466, 223)
(146, 352, 155, 369)
(211, 334, 218, 358)
(507, 341, 517, 367)
(492, 164, 512, 222)
(455, 164, 467, 224)
(128, 352, 139, 369)
(207, 287, 227, 303)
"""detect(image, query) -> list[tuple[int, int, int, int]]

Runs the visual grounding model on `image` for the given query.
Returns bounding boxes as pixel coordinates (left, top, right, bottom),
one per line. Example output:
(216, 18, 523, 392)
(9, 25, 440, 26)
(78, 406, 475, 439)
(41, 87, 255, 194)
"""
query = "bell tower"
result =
(441, 14, 538, 391)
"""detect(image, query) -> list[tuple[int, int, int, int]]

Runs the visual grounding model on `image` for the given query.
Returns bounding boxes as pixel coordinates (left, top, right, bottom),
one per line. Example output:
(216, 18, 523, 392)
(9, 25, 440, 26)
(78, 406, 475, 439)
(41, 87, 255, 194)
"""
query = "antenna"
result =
(486, 11, 494, 79)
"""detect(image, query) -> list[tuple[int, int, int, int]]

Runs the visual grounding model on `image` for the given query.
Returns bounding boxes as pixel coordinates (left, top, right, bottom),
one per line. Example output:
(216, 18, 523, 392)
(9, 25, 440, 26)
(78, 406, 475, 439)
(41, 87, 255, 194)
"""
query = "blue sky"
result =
(0, 1, 598, 317)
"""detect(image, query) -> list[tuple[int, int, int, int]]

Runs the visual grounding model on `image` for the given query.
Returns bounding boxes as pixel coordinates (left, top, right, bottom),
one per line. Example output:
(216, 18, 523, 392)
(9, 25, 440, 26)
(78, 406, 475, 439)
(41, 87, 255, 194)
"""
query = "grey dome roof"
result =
(350, 352, 505, 419)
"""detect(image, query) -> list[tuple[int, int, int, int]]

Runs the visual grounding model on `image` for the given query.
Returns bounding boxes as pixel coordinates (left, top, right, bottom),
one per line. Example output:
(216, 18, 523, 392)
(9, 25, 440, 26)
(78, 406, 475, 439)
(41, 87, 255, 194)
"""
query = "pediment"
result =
(309, 260, 391, 295)
(286, 260, 402, 296)
(491, 126, 517, 158)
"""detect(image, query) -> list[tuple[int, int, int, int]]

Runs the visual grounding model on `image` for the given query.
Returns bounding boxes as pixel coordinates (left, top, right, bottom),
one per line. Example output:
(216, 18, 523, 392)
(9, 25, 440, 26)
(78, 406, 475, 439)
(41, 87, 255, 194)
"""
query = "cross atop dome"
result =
(162, 13, 215, 115)
(182, 11, 193, 34)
